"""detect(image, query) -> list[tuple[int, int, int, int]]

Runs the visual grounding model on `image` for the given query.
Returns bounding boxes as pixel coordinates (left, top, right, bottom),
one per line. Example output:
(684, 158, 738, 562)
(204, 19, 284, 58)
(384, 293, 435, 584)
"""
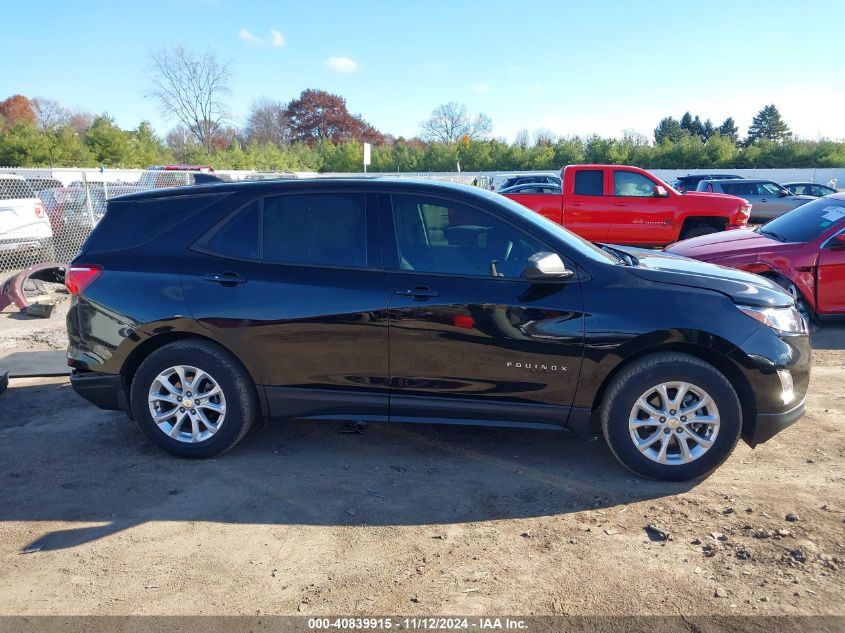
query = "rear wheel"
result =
(130, 340, 256, 458)
(600, 352, 742, 481)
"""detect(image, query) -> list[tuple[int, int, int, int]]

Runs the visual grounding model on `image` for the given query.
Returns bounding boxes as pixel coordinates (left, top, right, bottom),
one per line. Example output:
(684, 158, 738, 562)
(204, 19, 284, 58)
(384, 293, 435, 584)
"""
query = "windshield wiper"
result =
(759, 229, 787, 242)
(600, 244, 637, 266)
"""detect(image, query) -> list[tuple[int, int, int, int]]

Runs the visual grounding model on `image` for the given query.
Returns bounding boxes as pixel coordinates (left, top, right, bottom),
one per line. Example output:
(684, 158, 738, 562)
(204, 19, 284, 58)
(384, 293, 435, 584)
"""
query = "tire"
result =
(129, 339, 257, 458)
(768, 277, 815, 325)
(680, 224, 719, 240)
(600, 352, 742, 481)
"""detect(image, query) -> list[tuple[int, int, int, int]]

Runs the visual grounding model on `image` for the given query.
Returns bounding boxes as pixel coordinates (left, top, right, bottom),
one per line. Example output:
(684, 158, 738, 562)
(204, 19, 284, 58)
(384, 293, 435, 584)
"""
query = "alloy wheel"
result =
(628, 381, 720, 465)
(148, 365, 227, 443)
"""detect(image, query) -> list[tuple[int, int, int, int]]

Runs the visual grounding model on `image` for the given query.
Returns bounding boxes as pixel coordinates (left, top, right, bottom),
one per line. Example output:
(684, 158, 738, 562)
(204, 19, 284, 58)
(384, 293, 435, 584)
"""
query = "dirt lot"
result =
(0, 301, 843, 617)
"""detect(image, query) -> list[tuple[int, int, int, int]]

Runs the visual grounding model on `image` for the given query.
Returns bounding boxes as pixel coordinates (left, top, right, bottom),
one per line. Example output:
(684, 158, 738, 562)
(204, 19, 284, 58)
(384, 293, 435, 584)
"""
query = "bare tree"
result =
(31, 98, 70, 131)
(165, 125, 191, 162)
(243, 97, 291, 147)
(147, 46, 231, 152)
(514, 128, 530, 148)
(534, 127, 556, 147)
(420, 102, 493, 143)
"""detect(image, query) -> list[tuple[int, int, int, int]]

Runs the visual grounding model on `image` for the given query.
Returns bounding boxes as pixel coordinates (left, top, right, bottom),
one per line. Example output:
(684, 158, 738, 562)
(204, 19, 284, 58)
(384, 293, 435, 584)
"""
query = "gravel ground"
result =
(0, 304, 843, 616)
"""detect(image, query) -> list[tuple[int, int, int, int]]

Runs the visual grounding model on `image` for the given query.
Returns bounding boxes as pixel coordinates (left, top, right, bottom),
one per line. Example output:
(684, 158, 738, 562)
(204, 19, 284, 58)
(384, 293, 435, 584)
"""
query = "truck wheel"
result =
(600, 352, 742, 481)
(680, 224, 719, 240)
(130, 340, 257, 458)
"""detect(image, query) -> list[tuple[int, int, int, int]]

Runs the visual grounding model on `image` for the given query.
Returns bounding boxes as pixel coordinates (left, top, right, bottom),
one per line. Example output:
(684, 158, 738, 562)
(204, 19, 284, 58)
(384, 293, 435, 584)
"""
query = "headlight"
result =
(738, 305, 808, 334)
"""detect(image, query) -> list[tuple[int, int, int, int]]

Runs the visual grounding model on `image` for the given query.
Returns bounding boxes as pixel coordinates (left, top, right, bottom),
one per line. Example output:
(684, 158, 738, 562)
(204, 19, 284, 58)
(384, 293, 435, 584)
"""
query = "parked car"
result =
(783, 182, 838, 198)
(502, 164, 751, 246)
(696, 179, 813, 222)
(498, 183, 562, 195)
(666, 193, 845, 321)
(65, 178, 809, 480)
(0, 174, 54, 261)
(496, 174, 562, 191)
(38, 184, 139, 258)
(25, 177, 63, 193)
(672, 174, 743, 193)
(138, 165, 215, 189)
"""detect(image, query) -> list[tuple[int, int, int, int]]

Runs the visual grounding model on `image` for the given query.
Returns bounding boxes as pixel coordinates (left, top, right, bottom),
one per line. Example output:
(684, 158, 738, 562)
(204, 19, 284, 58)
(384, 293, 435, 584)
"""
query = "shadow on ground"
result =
(0, 380, 693, 552)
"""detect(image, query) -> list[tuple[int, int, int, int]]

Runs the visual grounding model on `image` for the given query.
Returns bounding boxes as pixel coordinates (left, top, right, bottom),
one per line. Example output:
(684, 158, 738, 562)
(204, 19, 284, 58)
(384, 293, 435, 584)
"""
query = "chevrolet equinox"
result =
(66, 179, 810, 480)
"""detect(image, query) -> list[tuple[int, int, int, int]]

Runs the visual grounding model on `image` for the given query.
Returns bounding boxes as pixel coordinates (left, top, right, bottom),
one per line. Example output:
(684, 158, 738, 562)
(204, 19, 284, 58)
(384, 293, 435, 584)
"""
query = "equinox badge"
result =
(506, 361, 566, 372)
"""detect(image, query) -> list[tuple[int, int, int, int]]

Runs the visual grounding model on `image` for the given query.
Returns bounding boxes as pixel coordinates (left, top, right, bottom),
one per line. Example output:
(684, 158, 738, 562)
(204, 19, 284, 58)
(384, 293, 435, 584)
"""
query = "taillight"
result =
(34, 201, 45, 218)
(65, 265, 103, 296)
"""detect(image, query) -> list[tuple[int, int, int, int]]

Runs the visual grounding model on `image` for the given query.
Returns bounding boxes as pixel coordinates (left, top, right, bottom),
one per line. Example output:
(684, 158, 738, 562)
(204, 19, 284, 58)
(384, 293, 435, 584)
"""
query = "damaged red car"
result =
(666, 193, 845, 321)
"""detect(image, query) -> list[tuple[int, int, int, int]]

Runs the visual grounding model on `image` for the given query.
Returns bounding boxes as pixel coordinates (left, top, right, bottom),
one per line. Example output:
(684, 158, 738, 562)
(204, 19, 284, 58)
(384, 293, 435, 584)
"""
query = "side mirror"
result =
(778, 189, 790, 197)
(654, 185, 669, 198)
(524, 252, 575, 280)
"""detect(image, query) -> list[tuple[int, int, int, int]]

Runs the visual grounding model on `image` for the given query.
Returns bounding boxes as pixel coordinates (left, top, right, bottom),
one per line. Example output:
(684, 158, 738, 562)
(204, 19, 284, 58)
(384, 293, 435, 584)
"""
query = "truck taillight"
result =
(34, 201, 45, 218)
(65, 265, 103, 296)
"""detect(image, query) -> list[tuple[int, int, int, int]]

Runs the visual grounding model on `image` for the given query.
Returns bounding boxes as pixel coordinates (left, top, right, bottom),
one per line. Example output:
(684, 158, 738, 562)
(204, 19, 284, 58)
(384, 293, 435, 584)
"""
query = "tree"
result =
(31, 98, 70, 131)
(514, 128, 530, 148)
(132, 121, 171, 166)
(653, 117, 685, 144)
(746, 104, 791, 144)
(284, 89, 384, 145)
(85, 114, 133, 165)
(148, 46, 231, 152)
(0, 95, 35, 129)
(717, 117, 739, 143)
(534, 128, 556, 147)
(244, 98, 291, 147)
(420, 102, 493, 143)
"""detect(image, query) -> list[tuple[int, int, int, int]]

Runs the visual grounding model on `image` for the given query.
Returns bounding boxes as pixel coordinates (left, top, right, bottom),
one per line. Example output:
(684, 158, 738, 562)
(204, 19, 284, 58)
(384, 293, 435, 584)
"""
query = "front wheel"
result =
(130, 340, 257, 458)
(680, 224, 719, 240)
(600, 352, 742, 481)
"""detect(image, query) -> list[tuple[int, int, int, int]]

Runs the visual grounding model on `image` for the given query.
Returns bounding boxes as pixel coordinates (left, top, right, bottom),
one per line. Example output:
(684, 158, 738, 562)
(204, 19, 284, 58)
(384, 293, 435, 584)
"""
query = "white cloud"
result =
(238, 28, 261, 44)
(325, 56, 358, 73)
(270, 29, 285, 47)
(471, 83, 489, 94)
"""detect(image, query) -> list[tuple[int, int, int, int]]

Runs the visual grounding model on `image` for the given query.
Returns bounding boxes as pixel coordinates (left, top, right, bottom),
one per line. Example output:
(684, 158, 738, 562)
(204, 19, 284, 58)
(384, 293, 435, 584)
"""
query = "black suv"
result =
(672, 174, 743, 193)
(66, 179, 810, 480)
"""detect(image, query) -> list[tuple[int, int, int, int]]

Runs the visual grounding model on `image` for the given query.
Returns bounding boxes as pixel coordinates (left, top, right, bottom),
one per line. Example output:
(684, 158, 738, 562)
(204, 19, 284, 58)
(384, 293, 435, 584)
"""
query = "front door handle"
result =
(204, 272, 247, 285)
(612, 202, 629, 207)
(395, 286, 439, 300)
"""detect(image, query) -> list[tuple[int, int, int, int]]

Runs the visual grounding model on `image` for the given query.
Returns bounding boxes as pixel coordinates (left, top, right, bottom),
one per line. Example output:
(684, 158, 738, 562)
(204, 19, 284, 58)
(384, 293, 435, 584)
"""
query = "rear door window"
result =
(573, 170, 603, 196)
(262, 193, 368, 268)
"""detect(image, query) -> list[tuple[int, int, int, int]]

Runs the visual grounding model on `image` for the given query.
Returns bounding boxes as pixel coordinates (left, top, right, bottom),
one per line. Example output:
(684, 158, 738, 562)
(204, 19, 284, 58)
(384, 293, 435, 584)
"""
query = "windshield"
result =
(481, 189, 618, 264)
(760, 197, 845, 243)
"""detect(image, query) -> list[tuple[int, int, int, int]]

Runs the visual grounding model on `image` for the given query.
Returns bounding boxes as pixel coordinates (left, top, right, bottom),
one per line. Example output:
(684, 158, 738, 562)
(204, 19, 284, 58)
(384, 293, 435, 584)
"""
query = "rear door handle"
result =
(395, 286, 439, 300)
(204, 272, 247, 285)
(570, 202, 584, 207)
(612, 202, 629, 207)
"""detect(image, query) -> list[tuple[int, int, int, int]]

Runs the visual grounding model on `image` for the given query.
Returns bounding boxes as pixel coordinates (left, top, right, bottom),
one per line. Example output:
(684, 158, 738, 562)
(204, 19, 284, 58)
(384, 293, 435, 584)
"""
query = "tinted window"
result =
(392, 194, 542, 279)
(262, 193, 367, 268)
(573, 170, 603, 196)
(207, 201, 260, 260)
(85, 193, 226, 253)
(614, 171, 655, 197)
(760, 198, 845, 243)
(0, 178, 36, 200)
(721, 182, 755, 196)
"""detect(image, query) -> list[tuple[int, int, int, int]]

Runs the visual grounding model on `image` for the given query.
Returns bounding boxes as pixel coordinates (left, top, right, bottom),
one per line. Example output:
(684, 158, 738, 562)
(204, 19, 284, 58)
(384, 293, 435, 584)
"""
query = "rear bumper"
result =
(745, 398, 806, 447)
(70, 370, 129, 414)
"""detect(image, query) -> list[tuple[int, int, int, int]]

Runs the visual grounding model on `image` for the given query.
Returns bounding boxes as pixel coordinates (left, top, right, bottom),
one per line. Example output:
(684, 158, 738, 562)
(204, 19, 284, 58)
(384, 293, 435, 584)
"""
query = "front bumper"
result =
(745, 398, 806, 447)
(70, 370, 129, 414)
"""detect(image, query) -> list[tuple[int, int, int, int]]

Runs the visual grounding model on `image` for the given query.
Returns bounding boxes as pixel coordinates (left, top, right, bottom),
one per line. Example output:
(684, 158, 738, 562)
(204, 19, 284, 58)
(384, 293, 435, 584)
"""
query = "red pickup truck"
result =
(502, 164, 751, 246)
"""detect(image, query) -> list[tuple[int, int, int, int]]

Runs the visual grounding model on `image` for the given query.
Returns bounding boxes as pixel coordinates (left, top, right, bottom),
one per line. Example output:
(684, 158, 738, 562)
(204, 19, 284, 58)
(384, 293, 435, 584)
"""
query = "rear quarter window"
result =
(0, 179, 36, 200)
(83, 193, 228, 253)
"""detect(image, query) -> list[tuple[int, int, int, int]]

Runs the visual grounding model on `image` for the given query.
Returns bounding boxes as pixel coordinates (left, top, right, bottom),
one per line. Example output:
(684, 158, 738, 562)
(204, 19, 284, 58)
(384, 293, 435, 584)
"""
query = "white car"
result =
(0, 174, 55, 261)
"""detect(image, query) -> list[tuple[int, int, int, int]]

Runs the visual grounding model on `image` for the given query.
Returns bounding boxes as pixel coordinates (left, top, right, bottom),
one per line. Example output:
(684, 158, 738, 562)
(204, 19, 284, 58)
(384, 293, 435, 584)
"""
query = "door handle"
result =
(570, 202, 584, 207)
(395, 286, 439, 300)
(204, 272, 247, 285)
(611, 202, 629, 207)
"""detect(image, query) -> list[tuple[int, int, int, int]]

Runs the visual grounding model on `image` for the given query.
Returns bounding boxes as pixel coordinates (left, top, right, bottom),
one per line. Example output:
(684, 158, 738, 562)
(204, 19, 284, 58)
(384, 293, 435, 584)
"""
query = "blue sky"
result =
(2, 0, 844, 142)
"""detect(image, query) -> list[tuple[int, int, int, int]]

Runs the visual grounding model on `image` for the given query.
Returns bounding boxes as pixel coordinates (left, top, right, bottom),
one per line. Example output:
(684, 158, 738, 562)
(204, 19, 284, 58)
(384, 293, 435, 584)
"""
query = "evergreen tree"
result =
(716, 117, 739, 143)
(746, 105, 791, 144)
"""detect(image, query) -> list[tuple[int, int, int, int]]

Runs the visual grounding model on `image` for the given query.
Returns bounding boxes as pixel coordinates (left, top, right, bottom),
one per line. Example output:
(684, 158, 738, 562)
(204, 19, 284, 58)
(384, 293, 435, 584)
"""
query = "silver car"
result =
(696, 179, 814, 222)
